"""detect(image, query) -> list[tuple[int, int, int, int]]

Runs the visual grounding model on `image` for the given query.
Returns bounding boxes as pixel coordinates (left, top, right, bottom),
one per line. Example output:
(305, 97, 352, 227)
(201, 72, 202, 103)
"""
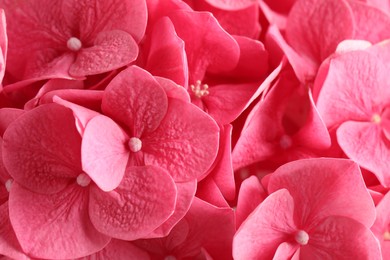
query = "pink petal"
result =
(337, 121, 390, 186)
(79, 239, 149, 260)
(62, 0, 147, 43)
(169, 11, 240, 81)
(102, 66, 168, 136)
(204, 0, 257, 10)
(146, 180, 196, 238)
(316, 49, 390, 128)
(236, 176, 267, 228)
(9, 182, 110, 259)
(233, 189, 297, 260)
(89, 166, 177, 240)
(143, 99, 219, 182)
(301, 216, 381, 259)
(0, 108, 24, 136)
(3, 104, 82, 194)
(155, 77, 190, 103)
(273, 242, 299, 260)
(143, 17, 188, 88)
(82, 115, 129, 192)
(196, 177, 230, 208)
(69, 30, 138, 77)
(372, 191, 390, 253)
(0, 203, 28, 260)
(348, 0, 390, 43)
(286, 0, 354, 64)
(268, 158, 376, 229)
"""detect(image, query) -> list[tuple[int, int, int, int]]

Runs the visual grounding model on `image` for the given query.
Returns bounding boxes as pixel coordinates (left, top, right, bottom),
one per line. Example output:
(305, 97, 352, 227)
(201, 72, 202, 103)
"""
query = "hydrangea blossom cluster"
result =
(0, 0, 389, 259)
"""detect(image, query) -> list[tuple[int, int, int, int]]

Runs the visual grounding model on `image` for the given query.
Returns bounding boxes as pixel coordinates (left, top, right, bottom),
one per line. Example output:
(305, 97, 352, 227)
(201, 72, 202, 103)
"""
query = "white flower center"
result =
(5, 179, 13, 192)
(279, 135, 293, 149)
(372, 113, 381, 124)
(76, 173, 91, 187)
(190, 80, 209, 98)
(295, 230, 309, 245)
(128, 137, 142, 153)
(67, 37, 82, 51)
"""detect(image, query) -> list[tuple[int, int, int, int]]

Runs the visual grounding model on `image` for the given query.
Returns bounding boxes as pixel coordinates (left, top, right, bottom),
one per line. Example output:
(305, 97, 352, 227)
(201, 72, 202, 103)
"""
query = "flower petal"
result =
(3, 104, 81, 194)
(9, 182, 109, 259)
(143, 99, 219, 182)
(89, 166, 177, 240)
(233, 189, 296, 260)
(82, 115, 129, 192)
(102, 66, 168, 136)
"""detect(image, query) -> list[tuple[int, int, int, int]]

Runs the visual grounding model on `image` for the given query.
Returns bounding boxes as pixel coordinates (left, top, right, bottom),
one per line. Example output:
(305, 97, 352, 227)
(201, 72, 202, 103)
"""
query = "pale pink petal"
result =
(337, 121, 390, 186)
(372, 191, 390, 253)
(301, 216, 381, 259)
(0, 203, 28, 260)
(236, 176, 267, 228)
(268, 158, 376, 228)
(143, 99, 219, 182)
(89, 166, 177, 240)
(316, 49, 390, 128)
(3, 104, 81, 194)
(144, 17, 188, 88)
(82, 115, 129, 192)
(204, 0, 257, 10)
(102, 66, 168, 136)
(69, 30, 138, 77)
(273, 242, 299, 260)
(169, 11, 240, 81)
(146, 180, 196, 238)
(233, 189, 297, 260)
(9, 182, 110, 259)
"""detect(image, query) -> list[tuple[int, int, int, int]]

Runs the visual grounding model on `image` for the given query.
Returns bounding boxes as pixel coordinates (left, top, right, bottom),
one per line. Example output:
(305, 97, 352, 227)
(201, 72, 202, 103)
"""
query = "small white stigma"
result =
(76, 173, 91, 187)
(67, 37, 82, 52)
(128, 137, 142, 153)
(295, 230, 309, 245)
(190, 80, 209, 98)
(279, 135, 293, 149)
(372, 113, 381, 124)
(5, 179, 13, 192)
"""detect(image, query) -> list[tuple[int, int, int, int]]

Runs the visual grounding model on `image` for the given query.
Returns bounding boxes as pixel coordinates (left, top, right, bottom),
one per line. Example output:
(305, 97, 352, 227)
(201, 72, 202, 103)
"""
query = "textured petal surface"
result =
(286, 0, 354, 64)
(268, 158, 376, 228)
(102, 66, 168, 136)
(82, 115, 129, 192)
(233, 189, 296, 260)
(316, 49, 390, 128)
(337, 121, 390, 186)
(301, 216, 381, 259)
(89, 166, 177, 240)
(204, 0, 257, 10)
(3, 104, 81, 194)
(69, 30, 138, 77)
(143, 99, 219, 182)
(9, 182, 110, 259)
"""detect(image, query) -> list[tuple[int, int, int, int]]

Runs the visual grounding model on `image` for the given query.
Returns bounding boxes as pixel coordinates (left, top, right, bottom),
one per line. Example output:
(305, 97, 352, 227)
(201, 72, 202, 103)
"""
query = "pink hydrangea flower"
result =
(233, 158, 380, 259)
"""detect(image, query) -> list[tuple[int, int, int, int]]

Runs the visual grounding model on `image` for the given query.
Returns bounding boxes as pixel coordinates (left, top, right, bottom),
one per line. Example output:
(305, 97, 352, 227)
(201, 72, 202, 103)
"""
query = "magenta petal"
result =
(9, 182, 110, 259)
(302, 216, 381, 259)
(0, 203, 27, 260)
(69, 30, 138, 77)
(144, 17, 188, 88)
(268, 158, 376, 228)
(143, 99, 219, 182)
(337, 121, 390, 186)
(102, 66, 168, 136)
(82, 115, 129, 192)
(89, 166, 177, 240)
(3, 104, 81, 194)
(236, 176, 267, 228)
(233, 189, 296, 260)
(146, 180, 196, 238)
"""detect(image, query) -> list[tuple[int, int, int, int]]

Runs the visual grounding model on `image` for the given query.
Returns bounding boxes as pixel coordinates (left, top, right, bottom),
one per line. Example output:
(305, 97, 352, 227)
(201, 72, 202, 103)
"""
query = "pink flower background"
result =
(0, 0, 389, 259)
